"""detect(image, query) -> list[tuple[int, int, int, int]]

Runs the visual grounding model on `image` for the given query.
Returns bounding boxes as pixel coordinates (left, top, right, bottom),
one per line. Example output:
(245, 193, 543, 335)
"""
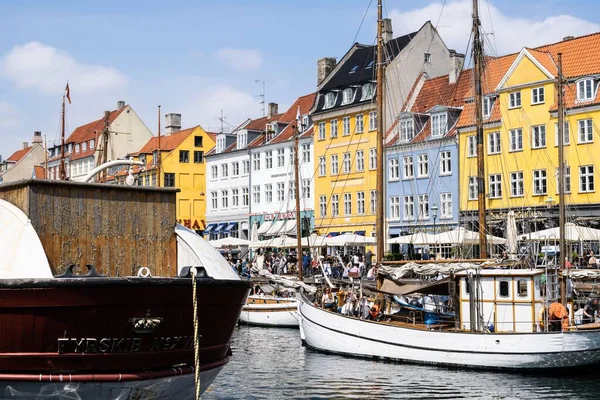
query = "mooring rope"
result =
(191, 267, 201, 399)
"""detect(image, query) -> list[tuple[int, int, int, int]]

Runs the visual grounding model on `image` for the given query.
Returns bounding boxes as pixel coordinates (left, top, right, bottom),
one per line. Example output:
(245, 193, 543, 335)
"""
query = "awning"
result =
(213, 222, 228, 233)
(257, 221, 273, 235)
(204, 223, 217, 233)
(354, 230, 365, 236)
(281, 220, 297, 235)
(388, 227, 402, 236)
(379, 278, 451, 296)
(240, 221, 249, 230)
(266, 220, 286, 236)
(327, 232, 339, 237)
(223, 222, 238, 234)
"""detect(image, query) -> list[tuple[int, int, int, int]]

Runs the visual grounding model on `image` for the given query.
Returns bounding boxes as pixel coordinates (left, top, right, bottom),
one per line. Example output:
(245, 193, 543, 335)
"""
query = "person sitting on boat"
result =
(368, 304, 380, 321)
(582, 298, 598, 324)
(342, 263, 350, 279)
(548, 301, 570, 331)
(322, 288, 336, 309)
(349, 264, 360, 278)
(588, 252, 597, 268)
(366, 265, 376, 280)
(359, 295, 370, 319)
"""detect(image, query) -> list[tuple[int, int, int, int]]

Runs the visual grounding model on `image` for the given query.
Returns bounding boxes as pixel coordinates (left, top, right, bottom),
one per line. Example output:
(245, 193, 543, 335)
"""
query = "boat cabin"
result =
(456, 269, 545, 333)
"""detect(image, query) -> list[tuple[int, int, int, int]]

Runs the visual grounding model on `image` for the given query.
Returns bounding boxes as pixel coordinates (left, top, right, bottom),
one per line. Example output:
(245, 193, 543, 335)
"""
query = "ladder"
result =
(545, 267, 559, 301)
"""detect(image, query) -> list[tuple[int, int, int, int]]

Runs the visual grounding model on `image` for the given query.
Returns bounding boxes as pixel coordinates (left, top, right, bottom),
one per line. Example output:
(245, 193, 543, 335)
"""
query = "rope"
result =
(191, 267, 201, 399)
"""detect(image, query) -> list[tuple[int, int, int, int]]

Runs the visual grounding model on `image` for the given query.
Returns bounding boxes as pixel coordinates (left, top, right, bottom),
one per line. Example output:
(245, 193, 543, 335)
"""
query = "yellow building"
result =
(459, 33, 600, 230)
(110, 120, 215, 234)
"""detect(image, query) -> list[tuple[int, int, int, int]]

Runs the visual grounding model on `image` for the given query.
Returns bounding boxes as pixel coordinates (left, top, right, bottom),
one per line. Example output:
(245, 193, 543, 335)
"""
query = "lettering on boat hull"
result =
(57, 336, 195, 354)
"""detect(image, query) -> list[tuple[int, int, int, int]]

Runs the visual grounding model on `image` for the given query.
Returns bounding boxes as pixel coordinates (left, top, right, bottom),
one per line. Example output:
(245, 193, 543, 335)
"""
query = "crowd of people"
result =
(320, 287, 381, 320)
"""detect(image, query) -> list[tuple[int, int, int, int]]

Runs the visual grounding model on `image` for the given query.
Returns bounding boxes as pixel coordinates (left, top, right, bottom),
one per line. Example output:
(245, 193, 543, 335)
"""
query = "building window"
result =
(499, 280, 510, 297)
(440, 151, 451, 175)
(194, 136, 203, 147)
(275, 148, 284, 167)
(440, 193, 452, 219)
(319, 195, 327, 217)
(75, 143, 80, 154)
(324, 92, 335, 109)
(343, 152, 351, 173)
(424, 52, 431, 63)
(489, 174, 502, 199)
(266, 124, 276, 142)
(400, 118, 414, 142)
(332, 195, 339, 216)
(179, 150, 189, 163)
(273, 182, 284, 202)
(242, 160, 249, 175)
(289, 185, 296, 200)
(533, 169, 547, 195)
(302, 179, 310, 199)
(210, 165, 217, 179)
(488, 131, 501, 154)
(237, 131, 247, 150)
(510, 171, 524, 197)
(369, 111, 377, 131)
(242, 187, 249, 206)
(403, 156, 414, 179)
(417, 154, 428, 178)
(556, 166, 571, 194)
(262, 151, 271, 169)
(531, 87, 545, 104)
(578, 119, 593, 143)
(509, 128, 523, 152)
(318, 122, 326, 140)
(580, 165, 595, 193)
(388, 158, 399, 180)
(216, 137, 226, 153)
(82, 142, 87, 151)
(418, 194, 429, 220)
(483, 97, 494, 118)
(403, 195, 414, 220)
(356, 114, 364, 133)
(232, 188, 239, 207)
(431, 113, 447, 137)
(554, 122, 570, 146)
(252, 153, 260, 171)
(221, 163, 228, 178)
(468, 177, 477, 200)
(265, 184, 273, 203)
(577, 79, 595, 101)
(344, 193, 352, 216)
(164, 173, 175, 187)
(389, 196, 400, 219)
(90, 139, 95, 149)
(370, 190, 377, 214)
(517, 280, 528, 297)
(369, 148, 377, 170)
(342, 116, 351, 136)
(467, 136, 477, 157)
(356, 150, 364, 172)
(221, 190, 229, 209)
(331, 154, 339, 175)
(193, 151, 204, 163)
(357, 191, 365, 215)
(302, 144, 310, 163)
(252, 185, 260, 204)
(318, 156, 326, 176)
(361, 83, 374, 101)
(532, 125, 546, 149)
(342, 88, 354, 105)
(232, 161, 239, 176)
(210, 191, 217, 210)
(289, 146, 295, 166)
(330, 119, 338, 138)
(509, 91, 521, 108)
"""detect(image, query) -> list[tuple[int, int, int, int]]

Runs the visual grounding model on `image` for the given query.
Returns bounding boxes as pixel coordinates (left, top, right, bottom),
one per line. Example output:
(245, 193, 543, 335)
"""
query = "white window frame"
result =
(319, 195, 327, 217)
(488, 131, 501, 155)
(342, 116, 351, 136)
(342, 88, 354, 105)
(330, 119, 338, 138)
(252, 185, 260, 204)
(417, 154, 429, 178)
(483, 97, 494, 118)
(431, 113, 447, 137)
(531, 87, 545, 105)
(403, 156, 414, 179)
(509, 128, 523, 152)
(331, 194, 339, 216)
(388, 158, 399, 181)
(577, 79, 595, 101)
(418, 194, 429, 220)
(232, 188, 239, 208)
(356, 114, 364, 133)
(277, 183, 285, 202)
(509, 91, 521, 108)
(361, 83, 374, 101)
(221, 189, 229, 209)
(579, 165, 595, 193)
(211, 165, 218, 179)
(440, 193, 452, 219)
(277, 148, 285, 167)
(440, 151, 452, 176)
(318, 156, 326, 176)
(555, 166, 571, 194)
(318, 122, 326, 140)
(356, 150, 365, 172)
(252, 153, 261, 171)
(532, 125, 546, 149)
(210, 191, 218, 210)
(370, 190, 377, 214)
(403, 195, 414, 221)
(554, 122, 570, 146)
(510, 171, 524, 197)
(467, 136, 477, 157)
(265, 150, 273, 169)
(400, 118, 414, 142)
(488, 174, 502, 199)
(331, 154, 339, 175)
(343, 152, 351, 173)
(533, 169, 547, 195)
(324, 92, 335, 109)
(265, 184, 273, 203)
(302, 179, 310, 199)
(578, 119, 593, 144)
(357, 191, 365, 215)
(369, 148, 377, 170)
(468, 177, 477, 200)
(302, 143, 310, 163)
(242, 187, 249, 206)
(390, 196, 400, 220)
(369, 111, 377, 131)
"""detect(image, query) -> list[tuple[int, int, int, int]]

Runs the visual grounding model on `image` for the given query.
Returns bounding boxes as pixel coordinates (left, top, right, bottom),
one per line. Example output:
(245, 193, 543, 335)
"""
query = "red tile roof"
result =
(138, 127, 197, 154)
(66, 107, 126, 144)
(268, 93, 316, 145)
(70, 148, 95, 161)
(244, 113, 284, 131)
(536, 32, 600, 79)
(7, 146, 33, 162)
(33, 165, 46, 179)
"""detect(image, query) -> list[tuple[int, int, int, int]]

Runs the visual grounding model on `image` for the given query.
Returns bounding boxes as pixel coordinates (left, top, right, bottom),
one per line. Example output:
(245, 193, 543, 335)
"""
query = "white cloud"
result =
(1, 42, 128, 95)
(389, 0, 600, 56)
(217, 47, 262, 71)
(0, 102, 17, 129)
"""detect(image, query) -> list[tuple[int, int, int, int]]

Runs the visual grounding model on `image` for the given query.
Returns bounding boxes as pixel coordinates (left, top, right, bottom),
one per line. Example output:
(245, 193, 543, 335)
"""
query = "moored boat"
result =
(240, 295, 299, 327)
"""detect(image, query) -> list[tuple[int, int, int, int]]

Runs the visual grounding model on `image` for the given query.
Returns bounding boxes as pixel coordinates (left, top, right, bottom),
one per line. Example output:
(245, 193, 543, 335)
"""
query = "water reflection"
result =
(205, 326, 598, 399)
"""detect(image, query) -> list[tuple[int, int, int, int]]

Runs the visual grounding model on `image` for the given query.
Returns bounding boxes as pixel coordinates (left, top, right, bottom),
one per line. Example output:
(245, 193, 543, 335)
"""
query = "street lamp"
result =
(432, 203, 439, 234)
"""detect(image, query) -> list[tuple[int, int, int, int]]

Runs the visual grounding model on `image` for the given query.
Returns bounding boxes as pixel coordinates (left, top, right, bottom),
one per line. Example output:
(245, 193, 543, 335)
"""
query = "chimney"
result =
(117, 101, 126, 110)
(317, 57, 337, 86)
(267, 102, 278, 118)
(382, 18, 393, 44)
(448, 49, 465, 84)
(164, 113, 182, 134)
(22, 142, 29, 149)
(563, 36, 575, 41)
(32, 131, 43, 145)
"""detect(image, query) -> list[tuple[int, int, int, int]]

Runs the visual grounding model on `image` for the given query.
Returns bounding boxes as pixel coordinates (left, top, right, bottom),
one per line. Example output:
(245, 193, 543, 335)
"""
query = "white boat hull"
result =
(239, 297, 299, 327)
(298, 294, 600, 370)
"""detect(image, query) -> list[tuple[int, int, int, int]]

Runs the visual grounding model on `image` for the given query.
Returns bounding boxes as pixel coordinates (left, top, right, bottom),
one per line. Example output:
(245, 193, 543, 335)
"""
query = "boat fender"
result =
(136, 266, 152, 278)
(179, 266, 211, 278)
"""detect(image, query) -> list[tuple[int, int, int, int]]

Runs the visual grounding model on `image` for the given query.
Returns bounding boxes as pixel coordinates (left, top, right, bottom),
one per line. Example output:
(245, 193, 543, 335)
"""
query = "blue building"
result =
(385, 72, 469, 257)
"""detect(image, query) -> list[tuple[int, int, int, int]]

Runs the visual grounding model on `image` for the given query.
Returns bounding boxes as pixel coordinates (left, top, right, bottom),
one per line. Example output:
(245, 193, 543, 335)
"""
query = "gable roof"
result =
(536, 32, 600, 79)
(6, 146, 33, 162)
(495, 48, 556, 91)
(138, 127, 197, 154)
(268, 93, 316, 145)
(66, 107, 127, 144)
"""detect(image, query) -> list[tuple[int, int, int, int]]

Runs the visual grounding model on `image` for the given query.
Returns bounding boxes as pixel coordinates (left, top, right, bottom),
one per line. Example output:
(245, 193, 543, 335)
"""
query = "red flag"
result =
(65, 83, 71, 104)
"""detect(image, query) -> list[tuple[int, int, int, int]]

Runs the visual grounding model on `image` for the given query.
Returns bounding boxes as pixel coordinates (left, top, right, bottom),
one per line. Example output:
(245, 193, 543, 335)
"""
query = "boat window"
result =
(517, 280, 528, 297)
(498, 280, 510, 297)
(465, 278, 471, 295)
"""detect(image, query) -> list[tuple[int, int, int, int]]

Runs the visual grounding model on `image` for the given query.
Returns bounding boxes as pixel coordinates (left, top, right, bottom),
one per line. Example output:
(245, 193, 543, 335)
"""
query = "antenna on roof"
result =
(218, 109, 226, 133)
(255, 80, 268, 117)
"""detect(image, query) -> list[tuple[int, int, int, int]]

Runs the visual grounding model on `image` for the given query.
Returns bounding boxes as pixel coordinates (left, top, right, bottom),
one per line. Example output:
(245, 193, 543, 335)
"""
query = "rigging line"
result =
(352, 0, 374, 45)
(484, 0, 498, 57)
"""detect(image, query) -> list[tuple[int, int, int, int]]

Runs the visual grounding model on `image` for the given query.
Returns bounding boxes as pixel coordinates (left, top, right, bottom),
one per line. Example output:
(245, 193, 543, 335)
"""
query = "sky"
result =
(1, 0, 600, 157)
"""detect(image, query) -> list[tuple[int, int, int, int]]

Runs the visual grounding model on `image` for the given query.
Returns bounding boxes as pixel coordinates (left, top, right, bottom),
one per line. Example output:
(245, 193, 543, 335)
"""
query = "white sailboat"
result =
(298, 0, 600, 371)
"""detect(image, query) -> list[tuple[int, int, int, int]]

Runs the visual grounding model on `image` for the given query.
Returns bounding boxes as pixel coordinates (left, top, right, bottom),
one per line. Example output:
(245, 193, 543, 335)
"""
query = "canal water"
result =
(205, 326, 599, 399)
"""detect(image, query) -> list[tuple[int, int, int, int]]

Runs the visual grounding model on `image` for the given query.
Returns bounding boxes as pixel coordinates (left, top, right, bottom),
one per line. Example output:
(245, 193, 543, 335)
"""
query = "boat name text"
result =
(57, 336, 194, 354)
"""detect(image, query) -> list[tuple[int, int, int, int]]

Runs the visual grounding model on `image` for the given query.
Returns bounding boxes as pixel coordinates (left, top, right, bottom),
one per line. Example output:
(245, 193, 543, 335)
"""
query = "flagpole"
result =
(59, 92, 66, 180)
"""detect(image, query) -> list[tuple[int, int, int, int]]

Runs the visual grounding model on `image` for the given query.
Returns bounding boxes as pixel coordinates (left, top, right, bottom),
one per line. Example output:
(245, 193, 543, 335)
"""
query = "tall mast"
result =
(59, 95, 66, 180)
(157, 105, 161, 187)
(100, 111, 110, 182)
(473, 0, 487, 258)
(375, 0, 385, 263)
(557, 53, 567, 304)
(44, 135, 48, 179)
(294, 124, 303, 281)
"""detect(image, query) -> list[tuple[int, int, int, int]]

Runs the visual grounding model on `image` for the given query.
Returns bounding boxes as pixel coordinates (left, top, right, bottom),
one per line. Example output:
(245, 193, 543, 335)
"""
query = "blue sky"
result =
(1, 0, 599, 156)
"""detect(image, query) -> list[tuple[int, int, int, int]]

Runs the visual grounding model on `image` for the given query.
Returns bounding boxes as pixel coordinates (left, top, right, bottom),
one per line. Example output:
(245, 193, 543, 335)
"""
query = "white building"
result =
(0, 131, 46, 183)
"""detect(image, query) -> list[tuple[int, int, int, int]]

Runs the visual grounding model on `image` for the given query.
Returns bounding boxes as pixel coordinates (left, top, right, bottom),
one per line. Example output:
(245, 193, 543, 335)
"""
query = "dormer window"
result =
(431, 112, 448, 137)
(577, 78, 596, 101)
(342, 88, 354, 105)
(152, 150, 158, 165)
(400, 117, 414, 142)
(324, 92, 336, 109)
(361, 83, 374, 101)
(75, 144, 80, 154)
(266, 123, 277, 141)
(302, 115, 309, 130)
(216, 136, 226, 153)
(82, 142, 87, 152)
(90, 139, 95, 149)
(483, 96, 495, 118)
(237, 131, 247, 150)
(365, 60, 374, 69)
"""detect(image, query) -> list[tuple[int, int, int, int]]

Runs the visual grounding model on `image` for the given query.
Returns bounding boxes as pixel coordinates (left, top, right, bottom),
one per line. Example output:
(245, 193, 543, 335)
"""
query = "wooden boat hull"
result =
(298, 292, 600, 370)
(0, 276, 251, 397)
(239, 296, 299, 327)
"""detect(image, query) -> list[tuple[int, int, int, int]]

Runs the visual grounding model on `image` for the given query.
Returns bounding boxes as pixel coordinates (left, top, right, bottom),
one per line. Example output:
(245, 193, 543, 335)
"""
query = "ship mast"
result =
(557, 53, 567, 304)
(59, 94, 66, 180)
(157, 105, 162, 187)
(294, 123, 303, 281)
(472, 0, 487, 258)
(375, 0, 385, 263)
